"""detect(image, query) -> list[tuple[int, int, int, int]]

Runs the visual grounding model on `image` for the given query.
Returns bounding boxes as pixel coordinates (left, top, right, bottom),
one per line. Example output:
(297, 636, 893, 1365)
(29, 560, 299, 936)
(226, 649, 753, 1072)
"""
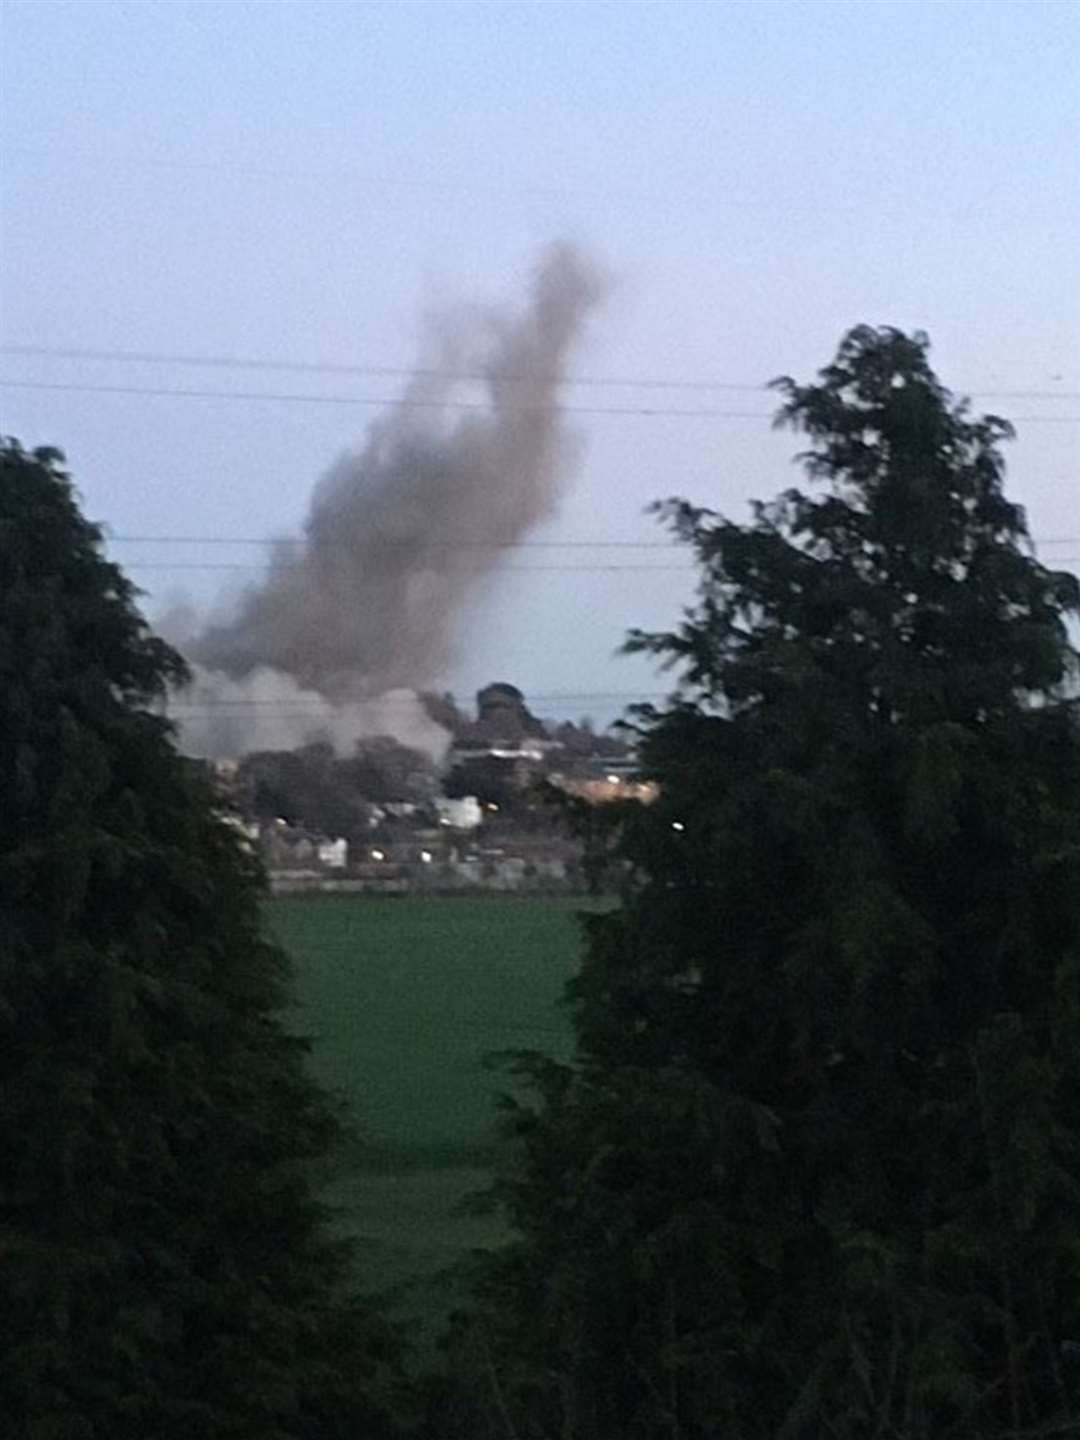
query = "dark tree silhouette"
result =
(446, 329, 1080, 1439)
(0, 442, 403, 1439)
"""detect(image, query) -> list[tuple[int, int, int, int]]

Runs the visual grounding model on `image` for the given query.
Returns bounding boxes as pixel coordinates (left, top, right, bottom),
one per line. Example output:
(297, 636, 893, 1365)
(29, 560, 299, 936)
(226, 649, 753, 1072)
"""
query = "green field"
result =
(269, 896, 587, 1335)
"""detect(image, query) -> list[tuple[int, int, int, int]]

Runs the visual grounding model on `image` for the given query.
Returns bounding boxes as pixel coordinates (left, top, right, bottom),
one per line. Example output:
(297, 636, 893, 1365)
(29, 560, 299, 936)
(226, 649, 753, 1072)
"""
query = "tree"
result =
(345, 735, 437, 806)
(0, 442, 403, 1438)
(420, 690, 468, 739)
(448, 329, 1080, 1437)
(442, 753, 521, 811)
(239, 741, 374, 838)
(237, 737, 435, 840)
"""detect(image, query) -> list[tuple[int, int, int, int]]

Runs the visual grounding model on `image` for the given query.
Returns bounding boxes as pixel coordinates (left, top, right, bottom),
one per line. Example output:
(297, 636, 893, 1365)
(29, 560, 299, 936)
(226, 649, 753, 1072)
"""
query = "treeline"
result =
(235, 735, 438, 838)
(224, 709, 623, 840)
(3, 322, 1079, 1439)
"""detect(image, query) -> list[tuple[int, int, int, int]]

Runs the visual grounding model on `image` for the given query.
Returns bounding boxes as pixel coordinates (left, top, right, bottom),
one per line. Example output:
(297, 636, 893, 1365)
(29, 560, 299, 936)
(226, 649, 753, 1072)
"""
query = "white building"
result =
(316, 838, 349, 869)
(434, 795, 484, 830)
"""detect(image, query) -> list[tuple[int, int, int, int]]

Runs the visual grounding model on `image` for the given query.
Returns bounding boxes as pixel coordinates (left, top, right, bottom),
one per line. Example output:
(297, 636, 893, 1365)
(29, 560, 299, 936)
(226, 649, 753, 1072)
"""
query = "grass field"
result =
(268, 896, 588, 1336)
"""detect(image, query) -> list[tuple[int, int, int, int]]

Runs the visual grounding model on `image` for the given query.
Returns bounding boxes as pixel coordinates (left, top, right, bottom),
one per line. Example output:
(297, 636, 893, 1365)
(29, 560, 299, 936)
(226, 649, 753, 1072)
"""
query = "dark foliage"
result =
(0, 442, 404, 1438)
(238, 735, 435, 839)
(420, 691, 469, 739)
(445, 329, 1080, 1437)
(442, 754, 522, 811)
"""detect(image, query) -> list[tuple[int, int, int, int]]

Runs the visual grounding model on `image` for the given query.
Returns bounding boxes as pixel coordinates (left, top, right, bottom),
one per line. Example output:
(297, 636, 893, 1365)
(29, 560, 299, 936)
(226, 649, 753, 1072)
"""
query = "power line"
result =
(0, 376, 774, 419)
(119, 560, 1080, 575)
(105, 532, 1080, 551)
(4, 343, 1077, 404)
(4, 375, 1079, 424)
(0, 345, 767, 396)
(166, 691, 674, 713)
(170, 692, 668, 707)
(109, 535, 681, 549)
(169, 710, 638, 719)
(123, 562, 696, 573)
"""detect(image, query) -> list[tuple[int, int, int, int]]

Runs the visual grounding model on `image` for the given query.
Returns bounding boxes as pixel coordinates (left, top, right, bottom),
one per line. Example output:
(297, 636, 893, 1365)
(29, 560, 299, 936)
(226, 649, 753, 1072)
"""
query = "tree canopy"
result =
(237, 734, 435, 839)
(0, 441, 402, 1438)
(447, 327, 1080, 1438)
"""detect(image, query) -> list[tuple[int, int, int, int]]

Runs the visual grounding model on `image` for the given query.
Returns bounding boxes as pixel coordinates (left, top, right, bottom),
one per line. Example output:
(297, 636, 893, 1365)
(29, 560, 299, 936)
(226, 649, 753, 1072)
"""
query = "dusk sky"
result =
(2, 0, 1077, 723)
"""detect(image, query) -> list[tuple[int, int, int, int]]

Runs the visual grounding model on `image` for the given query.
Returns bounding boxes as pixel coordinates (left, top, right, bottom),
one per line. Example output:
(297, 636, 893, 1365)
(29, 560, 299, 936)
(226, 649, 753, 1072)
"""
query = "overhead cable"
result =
(4, 342, 1076, 403)
(4, 376, 1078, 424)
(106, 532, 1080, 550)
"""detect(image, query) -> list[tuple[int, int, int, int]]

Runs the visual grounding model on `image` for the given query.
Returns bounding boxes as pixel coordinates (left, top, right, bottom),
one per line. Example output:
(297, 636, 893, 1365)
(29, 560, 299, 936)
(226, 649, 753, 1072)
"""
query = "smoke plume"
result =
(177, 242, 604, 759)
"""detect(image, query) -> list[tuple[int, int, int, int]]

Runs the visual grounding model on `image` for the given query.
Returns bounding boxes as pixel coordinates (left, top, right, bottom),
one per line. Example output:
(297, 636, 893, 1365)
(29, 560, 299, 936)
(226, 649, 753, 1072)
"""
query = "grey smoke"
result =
(177, 242, 604, 758)
(173, 671, 452, 764)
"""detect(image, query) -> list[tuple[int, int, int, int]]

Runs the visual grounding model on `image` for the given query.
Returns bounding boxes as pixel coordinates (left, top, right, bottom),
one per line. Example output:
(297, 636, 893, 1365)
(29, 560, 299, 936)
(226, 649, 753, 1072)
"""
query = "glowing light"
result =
(371, 848, 386, 861)
(671, 821, 685, 832)
(420, 850, 433, 863)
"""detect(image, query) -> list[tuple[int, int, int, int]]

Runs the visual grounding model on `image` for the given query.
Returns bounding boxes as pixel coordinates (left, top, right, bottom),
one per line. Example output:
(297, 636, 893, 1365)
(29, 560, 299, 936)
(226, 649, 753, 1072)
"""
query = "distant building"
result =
(450, 683, 555, 757)
(435, 795, 484, 830)
(547, 750, 657, 805)
(549, 773, 659, 805)
(260, 820, 349, 871)
(316, 838, 348, 869)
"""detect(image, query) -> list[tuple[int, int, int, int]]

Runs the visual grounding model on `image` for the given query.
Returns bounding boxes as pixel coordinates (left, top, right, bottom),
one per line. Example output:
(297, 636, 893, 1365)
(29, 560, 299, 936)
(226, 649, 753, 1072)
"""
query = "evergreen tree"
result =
(0, 442, 403, 1438)
(449, 329, 1080, 1437)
